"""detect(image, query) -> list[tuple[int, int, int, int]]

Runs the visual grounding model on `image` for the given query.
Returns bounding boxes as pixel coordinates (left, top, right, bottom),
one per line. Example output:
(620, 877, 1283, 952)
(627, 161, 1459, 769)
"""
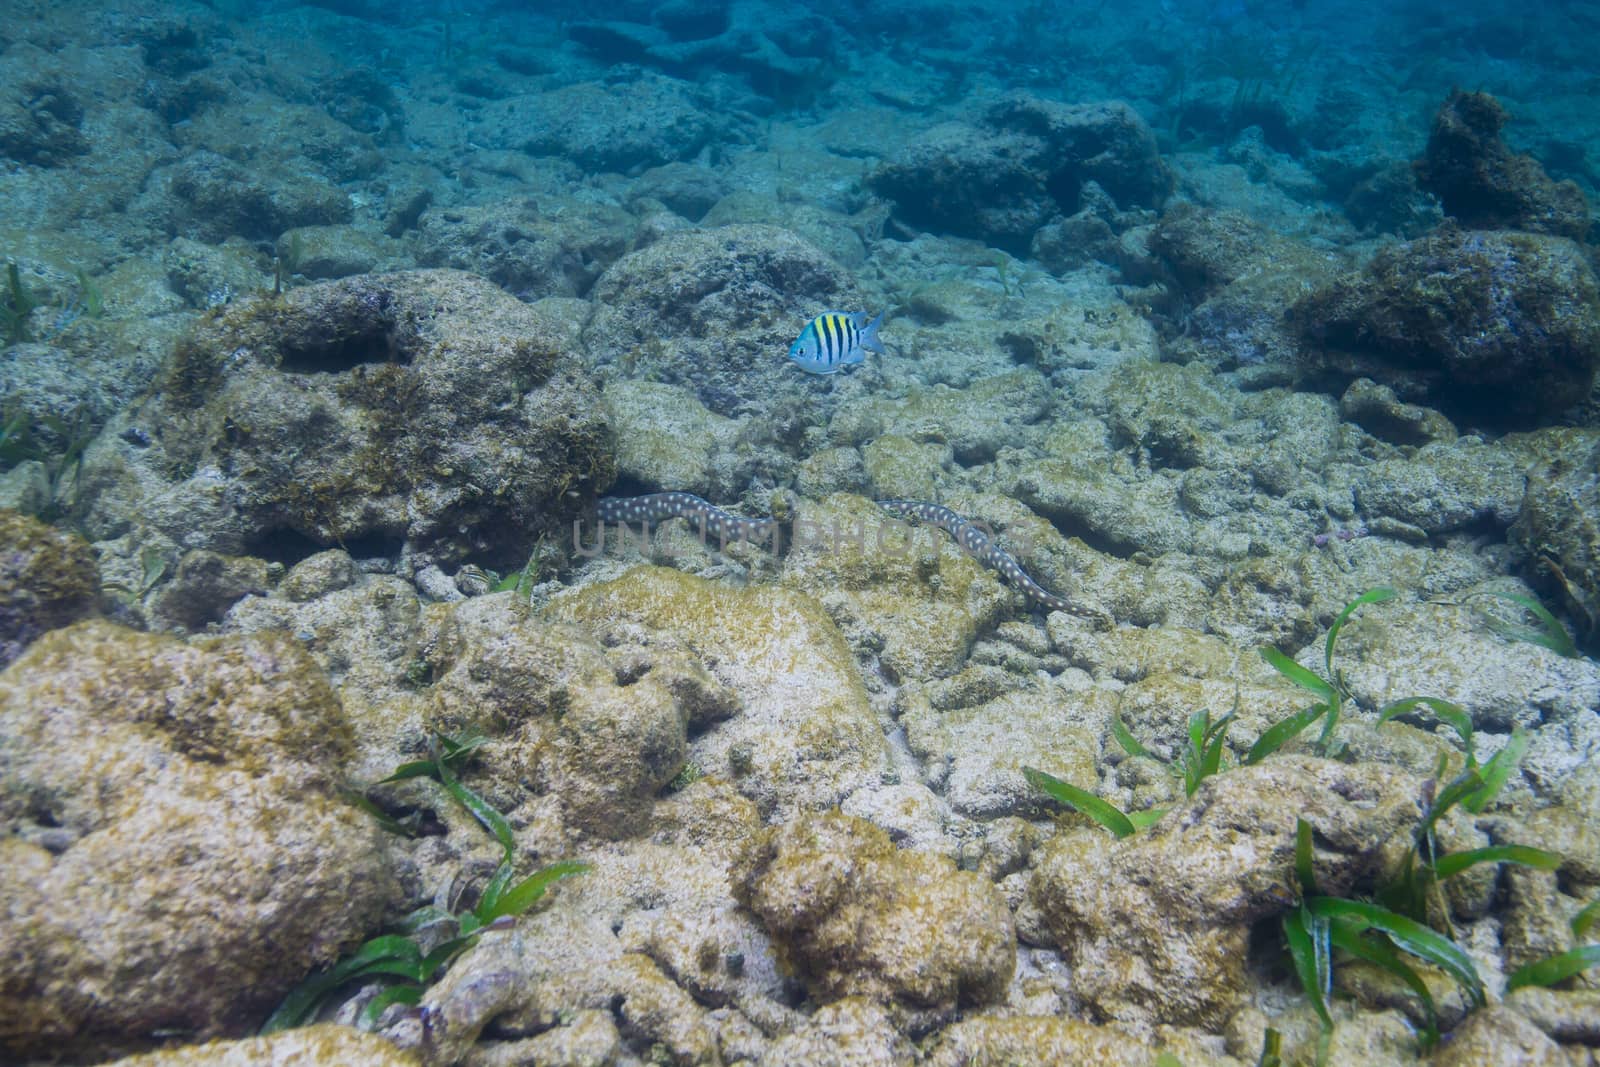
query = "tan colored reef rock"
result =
(1333, 593, 1600, 733)
(1354, 437, 1526, 536)
(1339, 377, 1458, 447)
(276, 224, 405, 283)
(582, 222, 860, 404)
(0, 621, 393, 1060)
(277, 547, 357, 603)
(0, 507, 98, 668)
(901, 683, 1109, 819)
(780, 493, 1011, 681)
(401, 781, 779, 1065)
(923, 1014, 1245, 1067)
(412, 196, 631, 300)
(98, 1024, 419, 1067)
(1227, 1002, 1433, 1067)
(1507, 987, 1600, 1046)
(757, 997, 913, 1067)
(148, 547, 270, 631)
(1430, 1003, 1572, 1067)
(550, 563, 890, 819)
(224, 571, 428, 782)
(865, 369, 1055, 466)
(421, 593, 712, 842)
(1028, 757, 1425, 1030)
(734, 810, 1016, 1025)
(1007, 416, 1196, 557)
(861, 433, 956, 501)
(1149, 207, 1337, 375)
(602, 378, 743, 496)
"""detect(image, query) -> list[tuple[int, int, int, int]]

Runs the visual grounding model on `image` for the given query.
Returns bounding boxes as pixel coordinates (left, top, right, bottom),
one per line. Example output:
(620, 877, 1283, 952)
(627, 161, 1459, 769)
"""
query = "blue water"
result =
(2, 1, 1599, 1057)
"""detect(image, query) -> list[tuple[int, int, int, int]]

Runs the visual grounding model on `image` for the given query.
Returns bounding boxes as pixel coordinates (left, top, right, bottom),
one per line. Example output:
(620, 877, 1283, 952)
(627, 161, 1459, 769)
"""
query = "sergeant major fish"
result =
(788, 311, 885, 375)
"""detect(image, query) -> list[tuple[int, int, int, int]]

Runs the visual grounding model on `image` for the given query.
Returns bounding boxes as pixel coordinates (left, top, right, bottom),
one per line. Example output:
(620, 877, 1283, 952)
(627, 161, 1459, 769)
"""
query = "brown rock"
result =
(0, 621, 393, 1060)
(1028, 757, 1424, 1029)
(735, 810, 1016, 1024)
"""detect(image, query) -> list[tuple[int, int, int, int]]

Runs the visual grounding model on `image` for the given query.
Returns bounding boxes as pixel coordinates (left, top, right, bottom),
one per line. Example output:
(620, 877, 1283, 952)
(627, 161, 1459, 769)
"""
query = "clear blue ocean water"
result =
(2, 0, 1599, 1063)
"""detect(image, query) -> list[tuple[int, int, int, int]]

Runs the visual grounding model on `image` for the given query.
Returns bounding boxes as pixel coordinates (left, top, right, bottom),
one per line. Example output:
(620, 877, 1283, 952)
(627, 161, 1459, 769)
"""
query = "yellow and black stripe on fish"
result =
(787, 310, 885, 375)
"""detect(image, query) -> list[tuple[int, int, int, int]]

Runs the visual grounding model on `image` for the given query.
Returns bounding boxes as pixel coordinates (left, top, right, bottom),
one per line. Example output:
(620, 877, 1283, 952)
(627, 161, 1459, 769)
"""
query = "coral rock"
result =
(1027, 757, 1423, 1029)
(0, 508, 98, 669)
(735, 810, 1016, 1023)
(1293, 227, 1600, 425)
(1415, 89, 1590, 240)
(0, 621, 393, 1060)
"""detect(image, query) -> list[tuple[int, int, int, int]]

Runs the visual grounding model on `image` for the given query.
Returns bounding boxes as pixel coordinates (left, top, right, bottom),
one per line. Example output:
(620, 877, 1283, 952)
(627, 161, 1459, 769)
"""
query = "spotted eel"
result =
(597, 492, 776, 542)
(596, 492, 1088, 618)
(876, 499, 1084, 616)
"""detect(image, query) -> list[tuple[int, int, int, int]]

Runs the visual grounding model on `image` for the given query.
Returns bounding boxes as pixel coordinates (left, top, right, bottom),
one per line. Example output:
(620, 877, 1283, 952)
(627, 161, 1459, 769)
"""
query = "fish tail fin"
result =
(859, 310, 886, 354)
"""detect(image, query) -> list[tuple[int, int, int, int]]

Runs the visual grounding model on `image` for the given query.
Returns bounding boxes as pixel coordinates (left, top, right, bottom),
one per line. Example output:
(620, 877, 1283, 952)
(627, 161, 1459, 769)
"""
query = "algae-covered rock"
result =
(1009, 442, 1192, 557)
(1339, 377, 1458, 447)
(1227, 1002, 1433, 1067)
(1354, 437, 1525, 535)
(1517, 762, 1600, 885)
(158, 148, 353, 243)
(567, 3, 828, 101)
(902, 685, 1107, 819)
(1507, 987, 1600, 1045)
(779, 494, 1011, 681)
(514, 75, 717, 173)
(161, 235, 271, 309)
(277, 548, 357, 602)
(404, 785, 779, 1065)
(629, 162, 730, 223)
(796, 445, 867, 497)
(1293, 228, 1600, 425)
(148, 547, 271, 632)
(757, 997, 913, 1067)
(97, 1024, 420, 1067)
(421, 594, 714, 841)
(0, 508, 98, 669)
(85, 270, 613, 567)
(0, 621, 393, 1060)
(699, 190, 871, 270)
(1330, 592, 1600, 733)
(1510, 427, 1600, 655)
(1150, 204, 1307, 298)
(459, 1009, 623, 1067)
(603, 378, 744, 496)
(735, 811, 1016, 1021)
(869, 369, 1054, 466)
(923, 1014, 1238, 1067)
(413, 197, 633, 300)
(1151, 205, 1347, 375)
(1414, 89, 1591, 240)
(1430, 1003, 1570, 1067)
(861, 433, 954, 501)
(274, 225, 403, 282)
(0, 44, 88, 166)
(582, 223, 858, 406)
(868, 120, 1057, 252)
(1028, 757, 1424, 1029)
(222, 573, 426, 782)
(550, 564, 890, 819)
(177, 96, 383, 184)
(869, 94, 1169, 252)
